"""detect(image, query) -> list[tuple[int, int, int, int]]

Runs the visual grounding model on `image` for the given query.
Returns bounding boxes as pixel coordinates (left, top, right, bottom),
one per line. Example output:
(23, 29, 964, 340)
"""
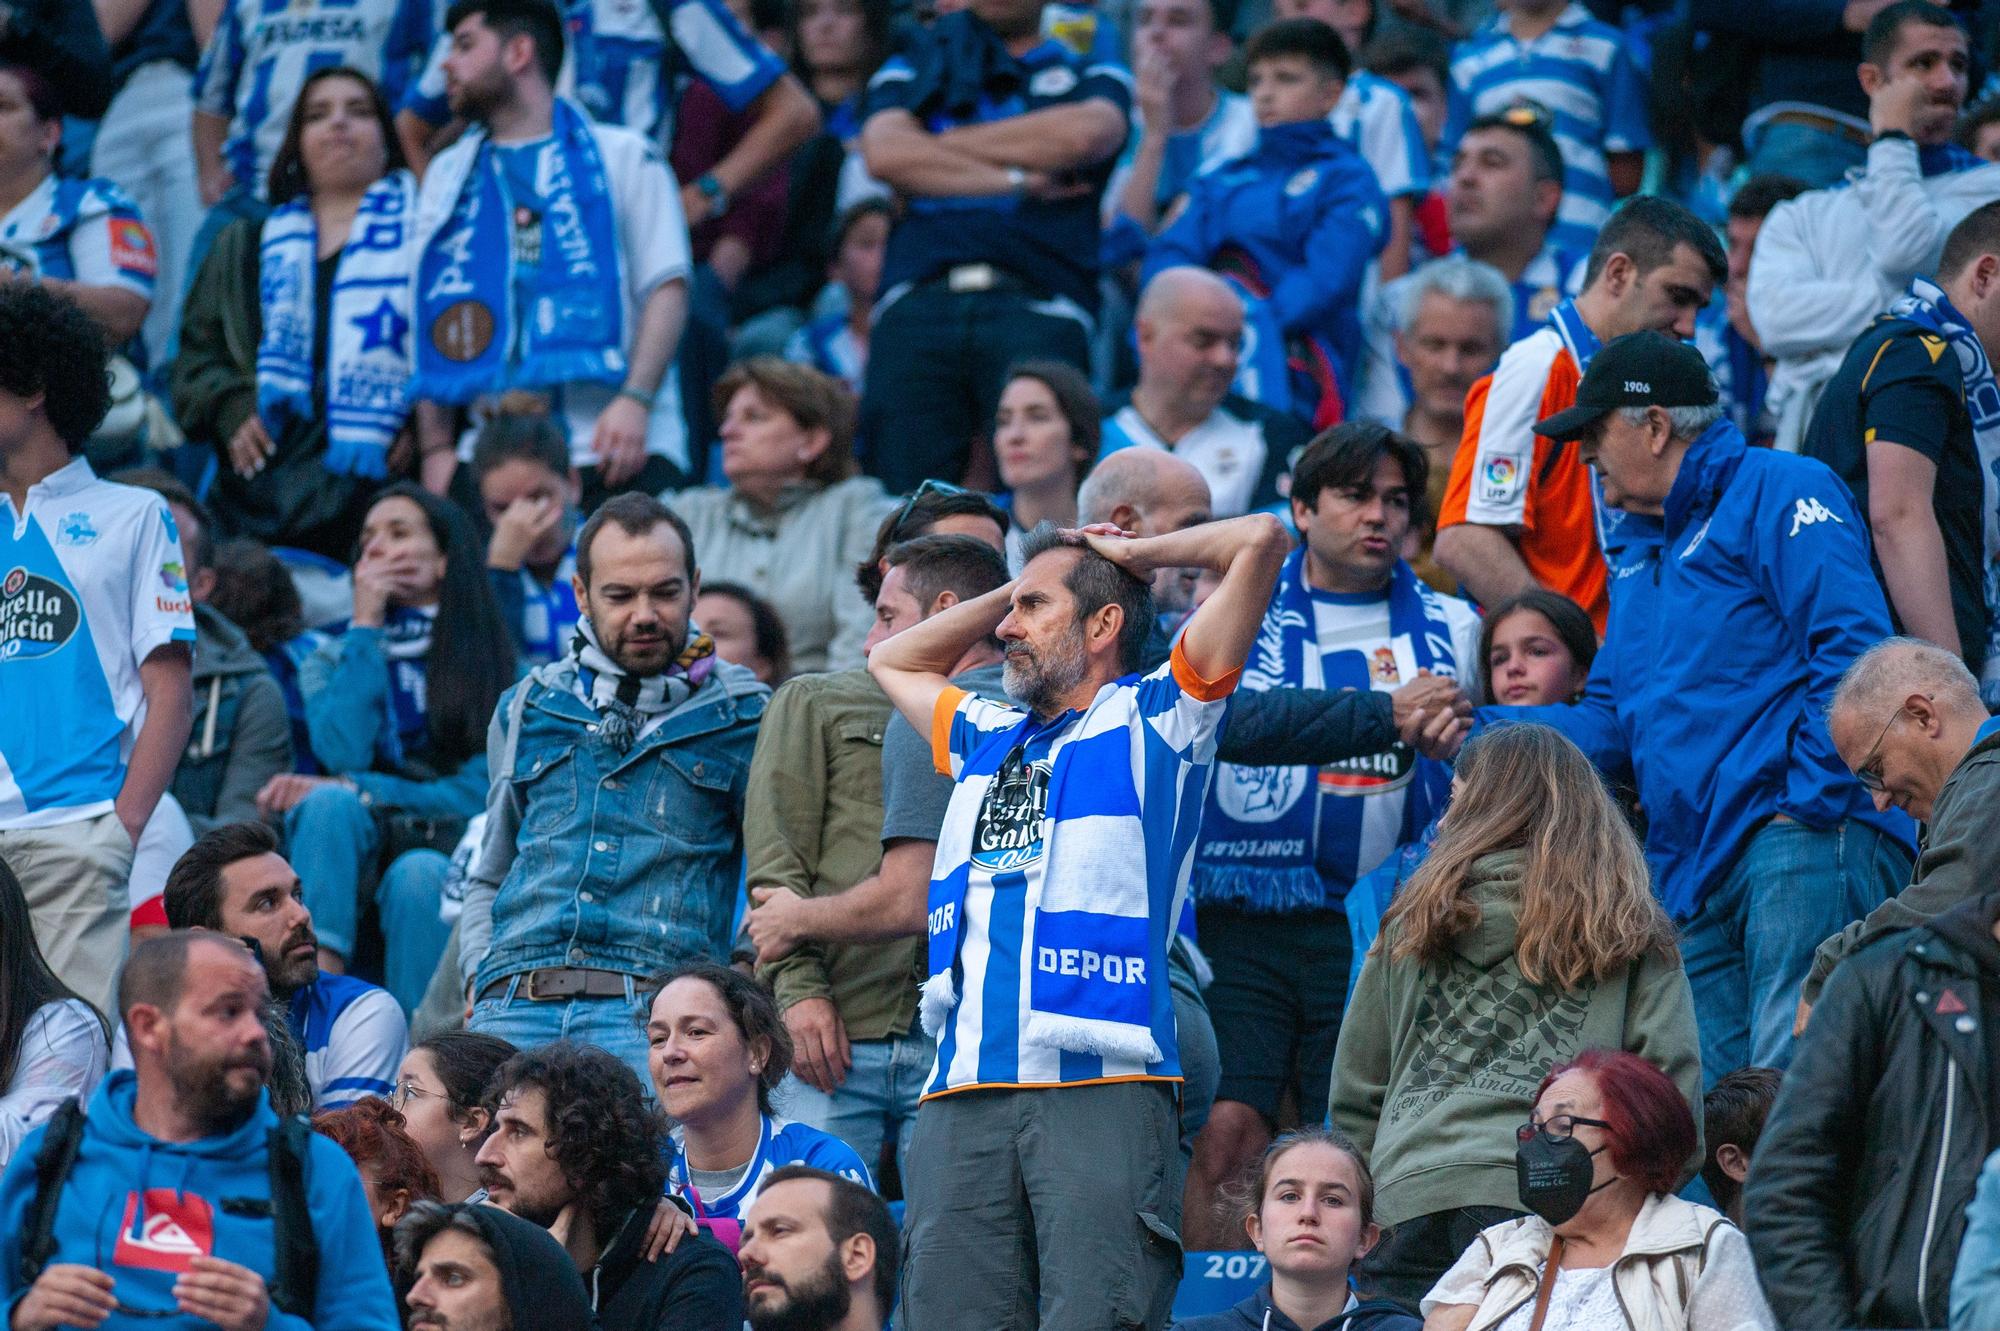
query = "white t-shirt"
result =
(422, 119, 694, 471)
(1100, 403, 1275, 518)
(0, 1000, 109, 1170)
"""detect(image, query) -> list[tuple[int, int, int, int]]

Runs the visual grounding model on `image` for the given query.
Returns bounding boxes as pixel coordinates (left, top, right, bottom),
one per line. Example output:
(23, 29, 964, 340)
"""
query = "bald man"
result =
(1100, 267, 1309, 516)
(1079, 446, 1214, 613)
(1803, 637, 2000, 1015)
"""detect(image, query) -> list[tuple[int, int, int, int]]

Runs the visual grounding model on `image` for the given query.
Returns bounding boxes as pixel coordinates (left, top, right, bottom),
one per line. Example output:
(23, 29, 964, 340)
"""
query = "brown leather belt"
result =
(1762, 109, 1870, 148)
(482, 967, 634, 1003)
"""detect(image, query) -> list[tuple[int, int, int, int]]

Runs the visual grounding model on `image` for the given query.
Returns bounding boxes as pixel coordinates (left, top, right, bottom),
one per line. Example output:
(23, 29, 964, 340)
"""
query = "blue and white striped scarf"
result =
(255, 170, 418, 479)
(925, 669, 1195, 1066)
(413, 99, 626, 403)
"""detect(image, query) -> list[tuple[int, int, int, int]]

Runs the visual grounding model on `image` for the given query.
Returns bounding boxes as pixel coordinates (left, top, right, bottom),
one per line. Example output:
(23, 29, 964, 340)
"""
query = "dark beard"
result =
(166, 1032, 270, 1136)
(746, 1251, 851, 1331)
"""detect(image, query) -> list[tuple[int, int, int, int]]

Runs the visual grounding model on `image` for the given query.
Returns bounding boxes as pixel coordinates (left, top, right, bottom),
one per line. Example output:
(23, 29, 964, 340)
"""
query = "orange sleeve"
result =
(930, 686, 968, 776)
(1171, 638, 1242, 702)
(1436, 372, 1491, 530)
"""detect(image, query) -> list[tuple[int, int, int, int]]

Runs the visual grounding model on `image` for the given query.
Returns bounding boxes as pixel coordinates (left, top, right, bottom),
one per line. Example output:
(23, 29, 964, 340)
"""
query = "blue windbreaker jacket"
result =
(1143, 119, 1386, 363)
(1482, 418, 1914, 920)
(0, 1071, 398, 1331)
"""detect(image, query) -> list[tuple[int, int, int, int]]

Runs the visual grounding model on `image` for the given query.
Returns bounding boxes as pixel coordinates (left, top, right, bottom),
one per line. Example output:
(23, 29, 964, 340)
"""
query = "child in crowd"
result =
(1174, 1128, 1419, 1331)
(785, 198, 890, 397)
(1702, 1067, 1782, 1227)
(1145, 18, 1388, 424)
(470, 412, 582, 668)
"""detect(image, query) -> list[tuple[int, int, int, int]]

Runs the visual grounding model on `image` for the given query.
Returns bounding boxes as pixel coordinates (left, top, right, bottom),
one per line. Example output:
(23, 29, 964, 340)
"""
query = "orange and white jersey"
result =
(1437, 300, 1608, 631)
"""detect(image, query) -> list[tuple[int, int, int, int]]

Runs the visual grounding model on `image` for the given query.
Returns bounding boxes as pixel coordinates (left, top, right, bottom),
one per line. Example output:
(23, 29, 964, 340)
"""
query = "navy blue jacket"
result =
(1173, 1285, 1421, 1331)
(1145, 119, 1385, 366)
(1482, 418, 1913, 919)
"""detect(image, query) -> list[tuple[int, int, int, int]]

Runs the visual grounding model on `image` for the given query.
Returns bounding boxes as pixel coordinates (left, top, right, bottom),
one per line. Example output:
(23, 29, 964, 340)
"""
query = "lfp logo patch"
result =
(1478, 455, 1522, 505)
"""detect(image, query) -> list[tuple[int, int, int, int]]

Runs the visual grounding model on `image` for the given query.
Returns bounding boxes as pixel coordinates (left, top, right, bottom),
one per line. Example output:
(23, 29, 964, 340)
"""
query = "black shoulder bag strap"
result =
(18, 1098, 87, 1285)
(267, 1114, 320, 1318)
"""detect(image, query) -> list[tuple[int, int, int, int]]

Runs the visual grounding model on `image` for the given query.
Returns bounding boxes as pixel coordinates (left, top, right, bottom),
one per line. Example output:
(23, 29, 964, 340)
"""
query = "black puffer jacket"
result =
(1745, 893, 2000, 1329)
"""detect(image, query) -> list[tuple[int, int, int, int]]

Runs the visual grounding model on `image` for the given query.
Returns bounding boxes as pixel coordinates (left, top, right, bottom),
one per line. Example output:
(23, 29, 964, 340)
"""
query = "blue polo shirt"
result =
(863, 10, 1131, 314)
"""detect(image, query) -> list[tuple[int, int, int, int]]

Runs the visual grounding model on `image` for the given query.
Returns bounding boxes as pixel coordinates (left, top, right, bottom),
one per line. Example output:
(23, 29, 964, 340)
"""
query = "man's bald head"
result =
(1136, 265, 1244, 324)
(1079, 447, 1212, 533)
(1831, 637, 1984, 723)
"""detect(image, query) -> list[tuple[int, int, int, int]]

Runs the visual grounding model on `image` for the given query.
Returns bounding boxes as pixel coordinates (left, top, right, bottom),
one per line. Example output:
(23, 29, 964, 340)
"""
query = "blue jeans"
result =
(469, 975, 654, 1088)
(1680, 818, 1908, 1082)
(378, 850, 456, 1019)
(777, 1032, 935, 1183)
(1746, 120, 1867, 190)
(286, 785, 454, 1015)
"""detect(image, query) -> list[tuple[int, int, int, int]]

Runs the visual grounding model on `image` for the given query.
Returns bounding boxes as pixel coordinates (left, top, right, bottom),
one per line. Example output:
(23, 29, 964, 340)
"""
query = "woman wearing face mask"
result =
(647, 962, 874, 1250)
(1173, 1128, 1417, 1331)
(1327, 725, 1701, 1315)
(1423, 1050, 1773, 1331)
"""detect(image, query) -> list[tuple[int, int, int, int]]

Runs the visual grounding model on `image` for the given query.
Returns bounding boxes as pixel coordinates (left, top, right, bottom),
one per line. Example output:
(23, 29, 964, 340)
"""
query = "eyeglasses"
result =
(391, 1080, 446, 1111)
(1854, 695, 1927, 793)
(1516, 1114, 1613, 1144)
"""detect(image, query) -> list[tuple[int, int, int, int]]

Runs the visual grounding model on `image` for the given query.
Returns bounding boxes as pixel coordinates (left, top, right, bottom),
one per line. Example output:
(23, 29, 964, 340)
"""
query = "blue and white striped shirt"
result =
(291, 973, 407, 1109)
(1334, 70, 1431, 200)
(195, 0, 433, 200)
(922, 645, 1233, 1098)
(1444, 2, 1649, 254)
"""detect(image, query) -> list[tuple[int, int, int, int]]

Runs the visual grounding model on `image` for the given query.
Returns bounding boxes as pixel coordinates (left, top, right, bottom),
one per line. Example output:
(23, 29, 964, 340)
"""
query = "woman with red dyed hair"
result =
(1422, 1050, 1774, 1331)
(312, 1098, 443, 1258)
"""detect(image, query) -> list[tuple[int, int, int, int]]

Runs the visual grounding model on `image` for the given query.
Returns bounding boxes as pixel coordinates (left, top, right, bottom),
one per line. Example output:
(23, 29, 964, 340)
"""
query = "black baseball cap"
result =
(1535, 331, 1719, 442)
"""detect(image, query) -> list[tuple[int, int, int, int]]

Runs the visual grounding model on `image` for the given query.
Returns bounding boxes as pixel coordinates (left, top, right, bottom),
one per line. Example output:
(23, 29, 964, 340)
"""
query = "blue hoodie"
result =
(1480, 418, 1914, 920)
(1143, 118, 1386, 373)
(0, 1070, 398, 1331)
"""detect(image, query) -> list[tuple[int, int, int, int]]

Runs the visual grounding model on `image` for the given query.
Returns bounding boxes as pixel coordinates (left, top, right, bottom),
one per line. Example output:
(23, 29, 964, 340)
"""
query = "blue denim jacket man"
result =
(458, 495, 768, 1079)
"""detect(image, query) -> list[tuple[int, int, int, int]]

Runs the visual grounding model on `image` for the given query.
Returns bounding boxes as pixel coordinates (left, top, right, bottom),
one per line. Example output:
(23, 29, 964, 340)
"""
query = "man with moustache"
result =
(739, 1167, 896, 1331)
(474, 1042, 741, 1331)
(162, 822, 406, 1110)
(460, 494, 768, 1078)
(396, 1200, 596, 1331)
(0, 932, 398, 1330)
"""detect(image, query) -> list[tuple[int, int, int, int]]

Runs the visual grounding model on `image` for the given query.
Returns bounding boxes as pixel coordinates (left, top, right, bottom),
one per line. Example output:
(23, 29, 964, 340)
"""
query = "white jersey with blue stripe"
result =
(1332, 70, 1431, 200)
(1444, 2, 1649, 253)
(0, 460, 195, 830)
(666, 1114, 874, 1223)
(924, 648, 1232, 1098)
(195, 0, 434, 199)
(290, 973, 408, 1108)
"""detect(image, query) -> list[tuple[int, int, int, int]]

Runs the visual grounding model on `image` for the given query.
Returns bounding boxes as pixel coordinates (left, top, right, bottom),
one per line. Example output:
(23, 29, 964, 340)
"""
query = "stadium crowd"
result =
(12, 0, 2000, 1326)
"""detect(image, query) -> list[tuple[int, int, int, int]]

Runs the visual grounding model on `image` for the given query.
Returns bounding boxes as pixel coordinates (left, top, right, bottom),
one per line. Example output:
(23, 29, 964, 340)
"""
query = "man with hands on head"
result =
(0, 932, 399, 1331)
(868, 507, 1289, 1328)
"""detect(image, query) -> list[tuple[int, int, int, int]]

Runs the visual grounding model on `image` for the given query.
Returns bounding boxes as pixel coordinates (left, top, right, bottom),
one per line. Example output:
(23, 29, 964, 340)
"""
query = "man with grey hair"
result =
(1797, 637, 2000, 1022)
(1100, 266, 1308, 517)
(1484, 330, 1912, 1078)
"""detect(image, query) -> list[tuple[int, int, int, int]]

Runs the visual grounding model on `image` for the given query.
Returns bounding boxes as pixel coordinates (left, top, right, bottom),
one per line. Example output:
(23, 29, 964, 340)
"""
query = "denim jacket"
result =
(458, 656, 769, 996)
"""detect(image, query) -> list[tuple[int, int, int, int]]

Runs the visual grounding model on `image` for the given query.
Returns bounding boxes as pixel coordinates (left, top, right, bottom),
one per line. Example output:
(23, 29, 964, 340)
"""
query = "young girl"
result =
(1175, 1129, 1419, 1331)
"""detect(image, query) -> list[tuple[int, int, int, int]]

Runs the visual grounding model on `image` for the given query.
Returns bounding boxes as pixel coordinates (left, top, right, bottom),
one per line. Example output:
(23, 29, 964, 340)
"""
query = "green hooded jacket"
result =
(1328, 848, 1704, 1228)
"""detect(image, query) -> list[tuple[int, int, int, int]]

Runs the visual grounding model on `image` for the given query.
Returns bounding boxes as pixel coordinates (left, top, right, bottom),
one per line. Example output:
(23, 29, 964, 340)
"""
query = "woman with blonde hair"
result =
(1327, 723, 1701, 1315)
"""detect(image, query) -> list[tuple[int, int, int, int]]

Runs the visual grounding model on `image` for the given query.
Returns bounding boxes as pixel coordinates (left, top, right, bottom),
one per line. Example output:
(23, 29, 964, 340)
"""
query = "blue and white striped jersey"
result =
(1444, 2, 1649, 254)
(666, 1114, 874, 1224)
(1333, 70, 1431, 200)
(922, 646, 1233, 1098)
(290, 973, 407, 1109)
(0, 461, 195, 830)
(194, 0, 434, 199)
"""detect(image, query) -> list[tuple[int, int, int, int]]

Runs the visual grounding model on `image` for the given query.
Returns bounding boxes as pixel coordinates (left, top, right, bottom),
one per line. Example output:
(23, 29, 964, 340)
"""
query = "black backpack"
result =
(18, 1099, 320, 1318)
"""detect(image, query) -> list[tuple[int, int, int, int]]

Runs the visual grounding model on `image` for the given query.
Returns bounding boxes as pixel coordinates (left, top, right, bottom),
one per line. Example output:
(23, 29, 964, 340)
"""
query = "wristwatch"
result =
(695, 172, 729, 215)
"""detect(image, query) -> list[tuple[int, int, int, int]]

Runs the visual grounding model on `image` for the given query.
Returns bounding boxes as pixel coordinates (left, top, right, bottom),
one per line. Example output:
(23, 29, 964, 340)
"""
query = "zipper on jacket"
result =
(1918, 1071, 1957, 1324)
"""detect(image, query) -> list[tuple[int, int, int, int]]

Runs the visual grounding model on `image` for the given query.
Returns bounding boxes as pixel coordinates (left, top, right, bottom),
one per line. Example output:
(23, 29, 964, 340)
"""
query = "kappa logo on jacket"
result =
(1787, 497, 1845, 538)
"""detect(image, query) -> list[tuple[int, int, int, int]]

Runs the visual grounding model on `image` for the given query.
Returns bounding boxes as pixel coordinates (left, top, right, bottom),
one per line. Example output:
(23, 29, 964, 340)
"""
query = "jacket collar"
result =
(1662, 418, 1747, 538)
(1482, 1193, 1722, 1278)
